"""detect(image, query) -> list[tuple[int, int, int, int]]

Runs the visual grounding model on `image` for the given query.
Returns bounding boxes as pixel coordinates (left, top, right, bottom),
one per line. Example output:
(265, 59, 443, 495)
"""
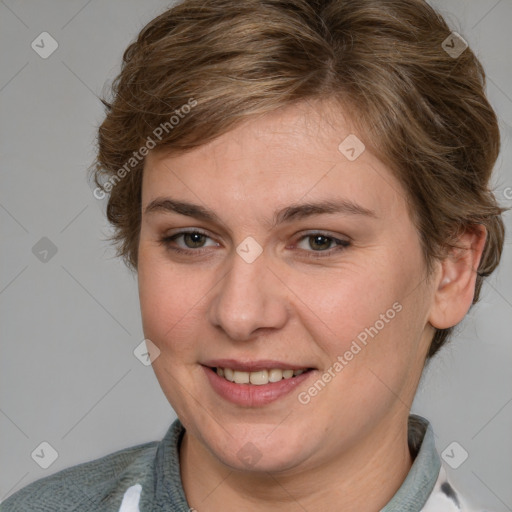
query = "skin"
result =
(137, 99, 486, 511)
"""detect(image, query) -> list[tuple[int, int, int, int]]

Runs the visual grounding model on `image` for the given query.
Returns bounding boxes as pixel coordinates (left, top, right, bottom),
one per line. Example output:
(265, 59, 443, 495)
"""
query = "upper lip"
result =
(202, 359, 314, 372)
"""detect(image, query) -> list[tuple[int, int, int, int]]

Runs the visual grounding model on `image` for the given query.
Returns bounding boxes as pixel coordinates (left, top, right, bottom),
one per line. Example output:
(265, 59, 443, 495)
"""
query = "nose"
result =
(207, 246, 289, 342)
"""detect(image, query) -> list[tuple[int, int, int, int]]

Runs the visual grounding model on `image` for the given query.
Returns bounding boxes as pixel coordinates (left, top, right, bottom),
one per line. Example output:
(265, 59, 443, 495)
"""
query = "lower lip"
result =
(203, 366, 314, 407)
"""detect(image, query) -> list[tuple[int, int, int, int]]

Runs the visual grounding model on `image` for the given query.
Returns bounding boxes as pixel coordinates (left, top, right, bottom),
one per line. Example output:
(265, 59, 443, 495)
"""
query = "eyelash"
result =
(158, 230, 351, 259)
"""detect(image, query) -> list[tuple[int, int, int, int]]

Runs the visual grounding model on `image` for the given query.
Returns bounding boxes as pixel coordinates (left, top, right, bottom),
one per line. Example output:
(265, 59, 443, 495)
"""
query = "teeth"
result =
(224, 368, 234, 382)
(249, 370, 268, 385)
(268, 368, 283, 382)
(233, 370, 250, 384)
(215, 367, 308, 385)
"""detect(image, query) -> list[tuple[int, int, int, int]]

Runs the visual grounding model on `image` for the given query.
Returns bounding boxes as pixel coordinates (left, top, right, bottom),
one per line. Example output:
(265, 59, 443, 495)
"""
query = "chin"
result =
(197, 419, 317, 474)
(220, 444, 308, 474)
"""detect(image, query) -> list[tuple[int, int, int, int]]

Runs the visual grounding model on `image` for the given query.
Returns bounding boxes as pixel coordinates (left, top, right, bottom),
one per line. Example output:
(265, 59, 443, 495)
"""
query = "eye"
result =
(294, 232, 351, 259)
(158, 230, 218, 255)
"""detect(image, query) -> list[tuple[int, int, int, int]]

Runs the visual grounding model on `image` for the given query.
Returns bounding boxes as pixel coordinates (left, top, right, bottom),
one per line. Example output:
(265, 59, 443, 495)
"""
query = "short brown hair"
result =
(90, 0, 507, 358)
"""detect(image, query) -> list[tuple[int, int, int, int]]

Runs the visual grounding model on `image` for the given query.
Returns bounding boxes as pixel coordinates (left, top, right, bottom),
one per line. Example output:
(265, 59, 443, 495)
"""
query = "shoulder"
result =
(0, 440, 159, 512)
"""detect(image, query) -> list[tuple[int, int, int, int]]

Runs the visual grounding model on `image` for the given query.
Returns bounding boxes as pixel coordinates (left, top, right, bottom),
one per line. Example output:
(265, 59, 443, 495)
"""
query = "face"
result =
(137, 100, 437, 474)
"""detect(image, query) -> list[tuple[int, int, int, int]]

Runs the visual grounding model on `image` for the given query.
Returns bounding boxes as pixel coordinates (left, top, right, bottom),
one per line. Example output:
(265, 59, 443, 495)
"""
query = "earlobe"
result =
(428, 225, 487, 330)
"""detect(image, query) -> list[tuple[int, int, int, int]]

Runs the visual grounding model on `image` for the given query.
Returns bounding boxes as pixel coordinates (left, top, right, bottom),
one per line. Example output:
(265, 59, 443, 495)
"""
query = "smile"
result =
(202, 363, 316, 407)
(214, 367, 309, 385)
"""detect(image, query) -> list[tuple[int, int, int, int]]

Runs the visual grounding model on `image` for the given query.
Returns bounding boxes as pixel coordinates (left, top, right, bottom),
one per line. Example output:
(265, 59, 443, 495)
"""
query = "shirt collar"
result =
(381, 414, 441, 511)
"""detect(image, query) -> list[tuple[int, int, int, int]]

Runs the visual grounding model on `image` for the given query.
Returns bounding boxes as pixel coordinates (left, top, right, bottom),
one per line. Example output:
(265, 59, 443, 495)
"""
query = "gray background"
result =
(0, 0, 511, 509)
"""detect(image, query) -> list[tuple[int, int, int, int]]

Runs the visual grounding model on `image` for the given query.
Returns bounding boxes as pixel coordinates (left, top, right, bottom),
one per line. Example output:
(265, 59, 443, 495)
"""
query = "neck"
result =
(180, 414, 413, 512)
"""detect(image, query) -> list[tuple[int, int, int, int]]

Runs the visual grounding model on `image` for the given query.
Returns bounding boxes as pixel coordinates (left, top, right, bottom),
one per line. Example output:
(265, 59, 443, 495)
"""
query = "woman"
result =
(2, 0, 506, 510)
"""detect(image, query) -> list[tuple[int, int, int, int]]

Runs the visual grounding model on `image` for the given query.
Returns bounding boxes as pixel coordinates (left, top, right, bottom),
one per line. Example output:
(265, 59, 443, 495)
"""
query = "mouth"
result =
(211, 366, 313, 385)
(201, 360, 316, 407)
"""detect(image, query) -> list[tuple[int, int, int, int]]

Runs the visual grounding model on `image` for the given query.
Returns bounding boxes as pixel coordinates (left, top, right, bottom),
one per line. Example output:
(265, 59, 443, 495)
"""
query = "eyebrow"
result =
(144, 197, 377, 228)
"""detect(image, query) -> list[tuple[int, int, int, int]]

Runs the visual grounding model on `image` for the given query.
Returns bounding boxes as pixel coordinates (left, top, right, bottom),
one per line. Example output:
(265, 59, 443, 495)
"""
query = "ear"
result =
(428, 225, 487, 330)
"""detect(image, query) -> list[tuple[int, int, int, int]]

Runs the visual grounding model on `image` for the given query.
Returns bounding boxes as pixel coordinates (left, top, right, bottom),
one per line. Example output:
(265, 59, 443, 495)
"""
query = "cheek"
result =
(292, 259, 401, 347)
(303, 248, 425, 371)
(137, 247, 208, 357)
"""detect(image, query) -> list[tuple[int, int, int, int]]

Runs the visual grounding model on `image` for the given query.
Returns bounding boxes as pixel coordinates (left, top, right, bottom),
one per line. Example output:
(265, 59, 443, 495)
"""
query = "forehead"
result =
(142, 100, 409, 224)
